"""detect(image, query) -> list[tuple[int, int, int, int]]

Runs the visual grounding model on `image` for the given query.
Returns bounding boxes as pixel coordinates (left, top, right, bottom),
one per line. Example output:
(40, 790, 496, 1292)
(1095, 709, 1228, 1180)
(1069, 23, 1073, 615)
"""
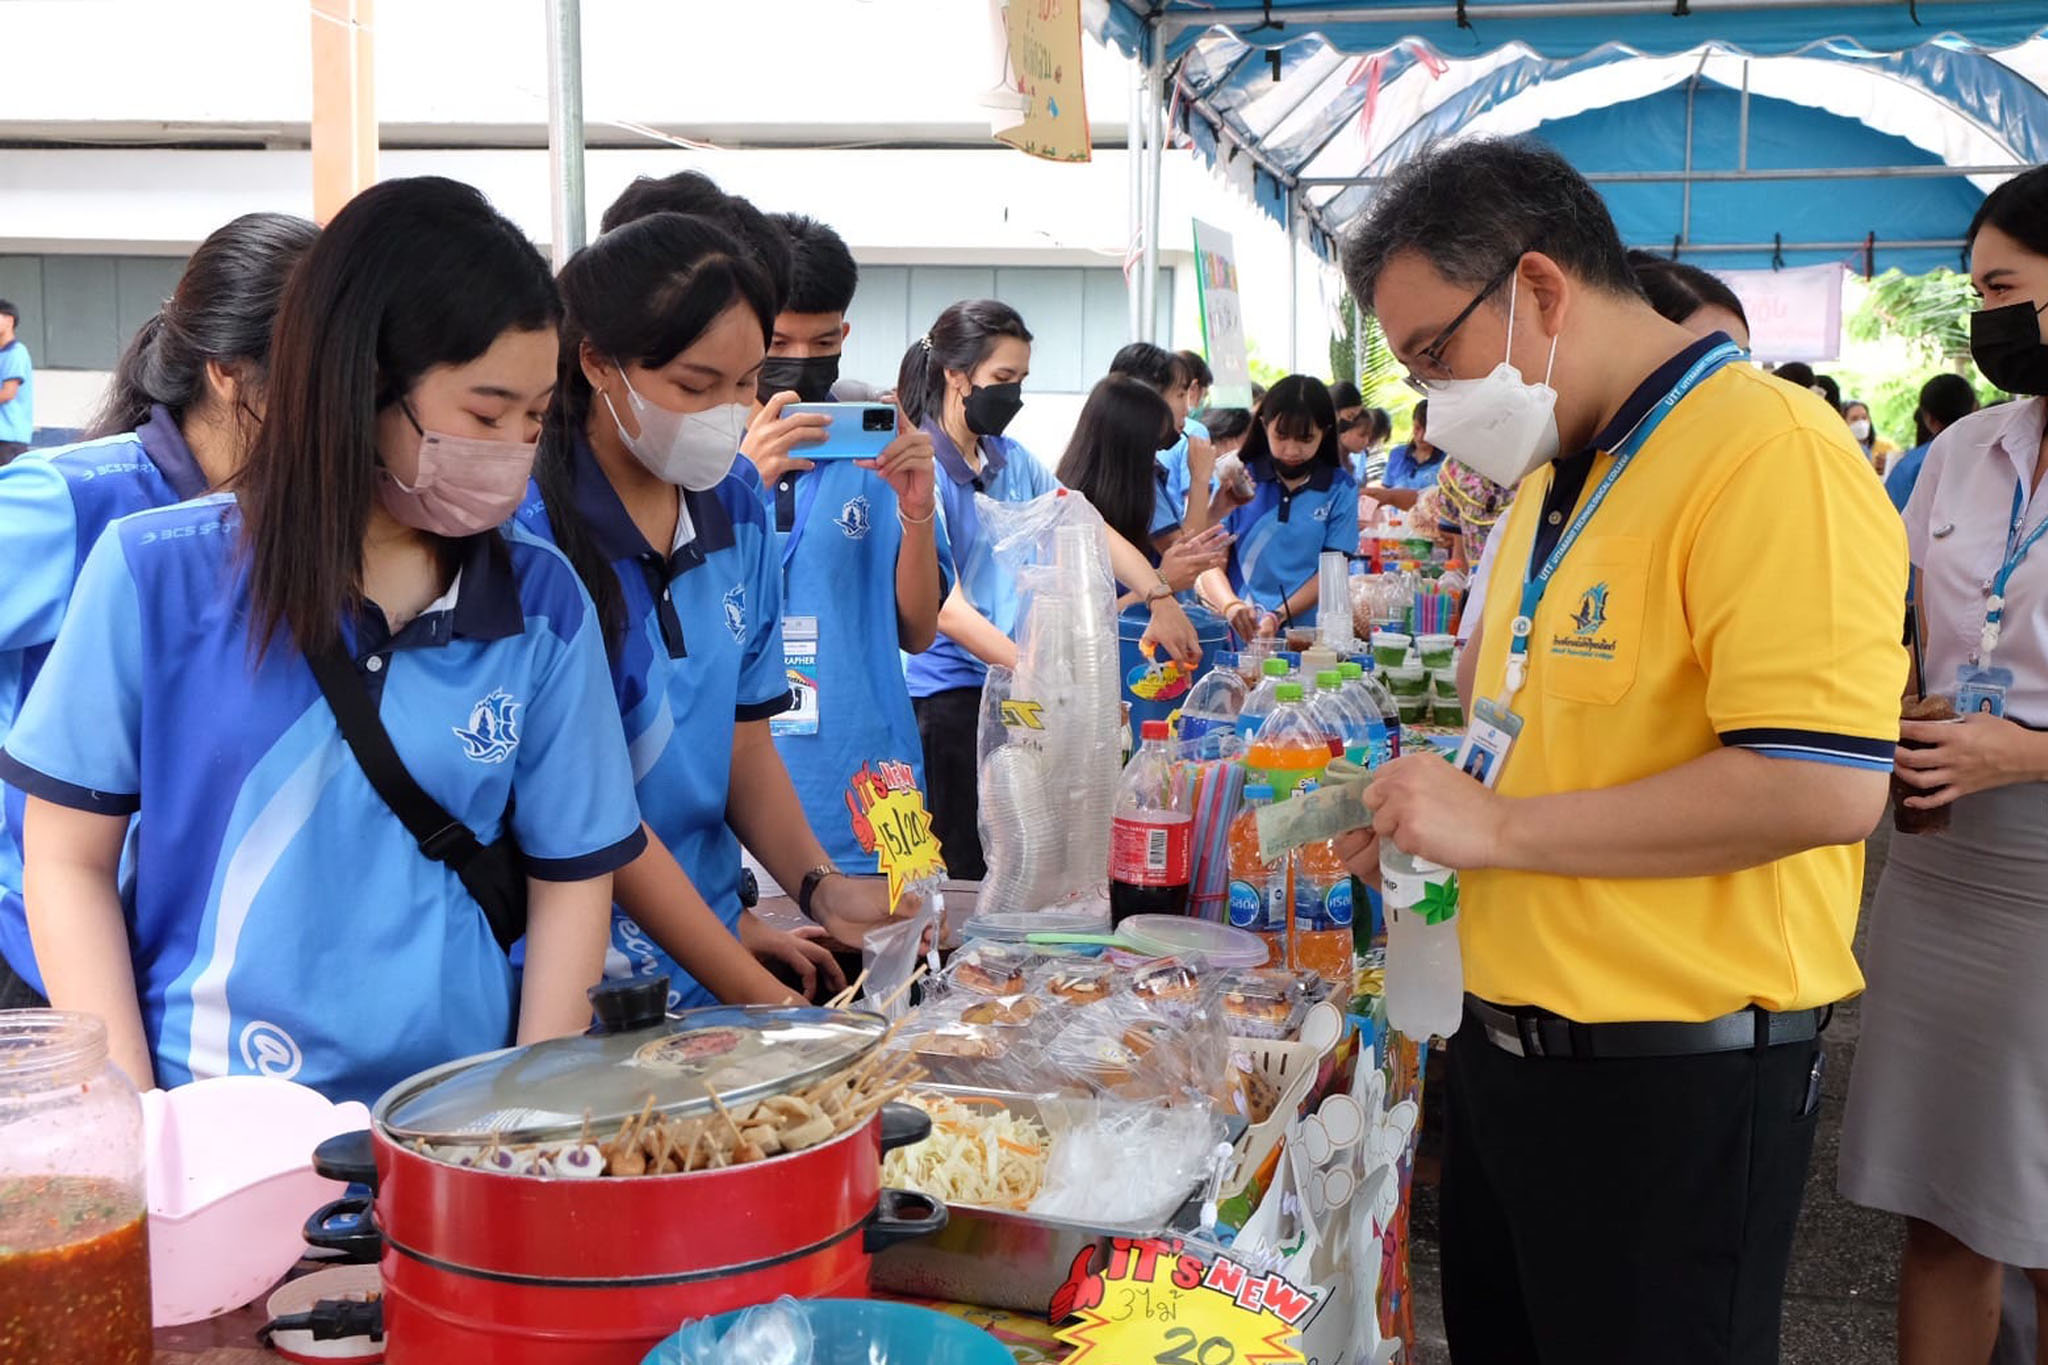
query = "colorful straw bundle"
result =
(1170, 734, 1247, 923)
(1408, 586, 1462, 637)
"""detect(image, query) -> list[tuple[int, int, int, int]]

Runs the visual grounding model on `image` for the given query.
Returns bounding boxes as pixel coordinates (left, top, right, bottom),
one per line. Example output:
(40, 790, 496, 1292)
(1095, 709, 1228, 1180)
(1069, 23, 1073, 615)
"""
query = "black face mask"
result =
(1970, 300, 2048, 396)
(757, 354, 841, 405)
(964, 381, 1025, 438)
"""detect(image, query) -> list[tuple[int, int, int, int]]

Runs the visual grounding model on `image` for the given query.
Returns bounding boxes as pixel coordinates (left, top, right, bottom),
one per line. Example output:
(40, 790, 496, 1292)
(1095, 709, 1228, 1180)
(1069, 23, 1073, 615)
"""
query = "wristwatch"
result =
(797, 863, 843, 920)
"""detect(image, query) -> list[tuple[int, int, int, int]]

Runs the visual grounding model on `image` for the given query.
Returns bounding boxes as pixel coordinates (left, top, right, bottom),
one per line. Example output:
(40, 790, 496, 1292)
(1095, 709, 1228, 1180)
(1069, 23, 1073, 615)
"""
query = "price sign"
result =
(846, 760, 946, 912)
(1053, 1238, 1313, 1365)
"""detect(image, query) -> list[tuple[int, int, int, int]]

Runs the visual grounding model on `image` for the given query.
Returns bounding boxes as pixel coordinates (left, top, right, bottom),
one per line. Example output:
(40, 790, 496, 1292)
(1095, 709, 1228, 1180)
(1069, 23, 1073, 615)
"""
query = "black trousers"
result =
(0, 951, 48, 1009)
(914, 687, 986, 881)
(1440, 1011, 1823, 1365)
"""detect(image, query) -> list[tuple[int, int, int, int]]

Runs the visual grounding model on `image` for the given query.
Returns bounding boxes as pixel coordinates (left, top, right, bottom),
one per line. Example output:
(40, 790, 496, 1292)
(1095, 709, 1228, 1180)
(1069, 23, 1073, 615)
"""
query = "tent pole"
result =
(1160, 0, 1980, 35)
(1301, 163, 2028, 187)
(1128, 62, 1145, 341)
(1656, 237, 1966, 255)
(1738, 61, 1750, 172)
(1141, 31, 1166, 343)
(544, 0, 586, 269)
(1286, 187, 1300, 372)
(1681, 54, 1704, 250)
(1351, 292, 1362, 388)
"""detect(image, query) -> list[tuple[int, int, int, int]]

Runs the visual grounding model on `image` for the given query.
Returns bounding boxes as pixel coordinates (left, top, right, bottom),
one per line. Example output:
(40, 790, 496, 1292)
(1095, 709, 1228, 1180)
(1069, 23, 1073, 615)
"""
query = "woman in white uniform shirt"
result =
(1838, 166, 2048, 1364)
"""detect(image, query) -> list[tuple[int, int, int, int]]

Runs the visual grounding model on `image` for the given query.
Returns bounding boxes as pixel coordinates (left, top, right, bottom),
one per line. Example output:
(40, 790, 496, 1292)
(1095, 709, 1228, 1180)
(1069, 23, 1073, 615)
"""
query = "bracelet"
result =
(897, 503, 936, 527)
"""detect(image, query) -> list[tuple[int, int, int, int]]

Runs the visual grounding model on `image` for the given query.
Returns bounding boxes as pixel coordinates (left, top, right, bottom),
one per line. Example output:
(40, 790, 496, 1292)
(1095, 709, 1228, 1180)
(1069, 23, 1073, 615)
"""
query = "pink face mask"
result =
(376, 417, 537, 538)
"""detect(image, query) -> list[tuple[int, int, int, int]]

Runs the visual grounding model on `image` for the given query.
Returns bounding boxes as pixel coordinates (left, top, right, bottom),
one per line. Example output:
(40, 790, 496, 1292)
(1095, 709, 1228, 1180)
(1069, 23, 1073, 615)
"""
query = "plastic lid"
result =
(1276, 682, 1304, 702)
(1119, 915, 1271, 969)
(1262, 658, 1289, 677)
(373, 1005, 888, 1147)
(1315, 670, 1343, 688)
(1141, 719, 1169, 741)
(1339, 662, 1363, 679)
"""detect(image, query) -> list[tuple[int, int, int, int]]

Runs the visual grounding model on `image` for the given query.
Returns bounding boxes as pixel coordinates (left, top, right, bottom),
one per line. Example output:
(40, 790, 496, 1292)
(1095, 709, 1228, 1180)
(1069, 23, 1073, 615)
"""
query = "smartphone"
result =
(785, 402, 898, 460)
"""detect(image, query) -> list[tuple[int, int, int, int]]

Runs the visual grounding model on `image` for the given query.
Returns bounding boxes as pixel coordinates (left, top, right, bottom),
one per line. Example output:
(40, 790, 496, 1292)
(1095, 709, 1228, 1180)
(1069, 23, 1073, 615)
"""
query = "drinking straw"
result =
(1907, 567, 1927, 701)
(1188, 756, 1244, 923)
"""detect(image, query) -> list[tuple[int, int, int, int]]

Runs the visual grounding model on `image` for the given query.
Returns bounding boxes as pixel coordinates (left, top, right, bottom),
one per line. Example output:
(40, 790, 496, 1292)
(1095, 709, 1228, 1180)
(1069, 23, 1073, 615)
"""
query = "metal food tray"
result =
(868, 1085, 1242, 1314)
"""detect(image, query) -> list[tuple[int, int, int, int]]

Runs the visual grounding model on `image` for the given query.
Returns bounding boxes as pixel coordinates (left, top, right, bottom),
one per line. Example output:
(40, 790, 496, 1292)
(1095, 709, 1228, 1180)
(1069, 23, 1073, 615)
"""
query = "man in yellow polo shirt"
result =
(1338, 138, 1907, 1365)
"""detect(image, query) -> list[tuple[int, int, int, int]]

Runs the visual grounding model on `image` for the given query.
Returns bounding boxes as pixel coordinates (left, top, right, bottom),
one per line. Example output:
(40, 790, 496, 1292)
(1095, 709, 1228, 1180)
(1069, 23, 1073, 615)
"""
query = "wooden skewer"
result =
(825, 964, 872, 1010)
(872, 962, 928, 1015)
(703, 1083, 746, 1147)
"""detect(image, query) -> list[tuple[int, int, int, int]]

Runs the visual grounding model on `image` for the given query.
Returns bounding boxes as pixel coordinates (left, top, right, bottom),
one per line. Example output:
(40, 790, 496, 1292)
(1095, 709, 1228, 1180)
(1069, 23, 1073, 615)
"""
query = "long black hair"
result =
(896, 299, 1033, 427)
(1968, 165, 2048, 258)
(602, 171, 792, 311)
(1626, 249, 1749, 335)
(1056, 376, 1176, 550)
(1240, 374, 1342, 473)
(1914, 372, 1980, 446)
(536, 211, 778, 652)
(89, 213, 320, 440)
(238, 177, 559, 659)
(1108, 341, 1190, 397)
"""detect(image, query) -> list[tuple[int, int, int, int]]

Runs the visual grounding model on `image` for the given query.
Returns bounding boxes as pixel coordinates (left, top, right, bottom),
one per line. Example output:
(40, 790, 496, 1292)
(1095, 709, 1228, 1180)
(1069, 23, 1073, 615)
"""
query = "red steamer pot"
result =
(307, 984, 944, 1365)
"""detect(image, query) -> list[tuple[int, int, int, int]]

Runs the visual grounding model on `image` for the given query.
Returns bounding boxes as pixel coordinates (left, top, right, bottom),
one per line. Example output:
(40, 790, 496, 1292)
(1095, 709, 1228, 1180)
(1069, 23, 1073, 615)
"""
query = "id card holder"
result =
(1956, 663, 2014, 719)
(1455, 697, 1524, 790)
(773, 615, 821, 737)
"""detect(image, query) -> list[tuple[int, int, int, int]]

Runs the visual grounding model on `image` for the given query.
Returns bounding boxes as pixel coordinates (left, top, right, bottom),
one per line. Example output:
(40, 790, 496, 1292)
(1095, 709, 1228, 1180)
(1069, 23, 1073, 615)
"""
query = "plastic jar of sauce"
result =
(0, 1010, 151, 1363)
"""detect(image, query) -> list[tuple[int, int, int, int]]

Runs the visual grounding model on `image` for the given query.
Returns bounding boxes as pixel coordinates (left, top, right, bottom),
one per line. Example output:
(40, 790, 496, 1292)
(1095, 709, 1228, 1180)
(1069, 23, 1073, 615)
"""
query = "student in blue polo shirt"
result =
(527, 209, 901, 1012)
(0, 178, 644, 1104)
(735, 213, 948, 878)
(1199, 374, 1361, 640)
(1110, 342, 1216, 537)
(1055, 375, 1232, 592)
(902, 301, 1202, 880)
(0, 212, 320, 1012)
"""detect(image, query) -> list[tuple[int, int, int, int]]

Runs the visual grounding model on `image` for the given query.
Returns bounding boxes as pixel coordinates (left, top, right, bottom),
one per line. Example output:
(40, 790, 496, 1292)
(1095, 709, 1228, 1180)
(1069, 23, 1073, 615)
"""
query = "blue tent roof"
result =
(1093, 2, 2048, 272)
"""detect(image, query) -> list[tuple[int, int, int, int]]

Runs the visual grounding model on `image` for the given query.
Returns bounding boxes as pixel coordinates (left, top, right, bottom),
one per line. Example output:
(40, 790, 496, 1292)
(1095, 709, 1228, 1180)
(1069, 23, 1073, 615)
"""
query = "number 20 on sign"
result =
(1054, 1237, 1312, 1365)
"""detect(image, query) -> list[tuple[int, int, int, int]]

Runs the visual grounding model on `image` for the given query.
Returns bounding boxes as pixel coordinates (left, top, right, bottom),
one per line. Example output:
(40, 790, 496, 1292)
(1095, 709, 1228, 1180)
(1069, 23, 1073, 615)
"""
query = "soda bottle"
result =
(1244, 683, 1329, 796)
(1339, 661, 1400, 766)
(1235, 657, 1293, 738)
(1226, 784, 1289, 963)
(1291, 782, 1356, 987)
(1309, 670, 1360, 760)
(1381, 839, 1463, 1039)
(1110, 720, 1193, 924)
(1178, 654, 1248, 753)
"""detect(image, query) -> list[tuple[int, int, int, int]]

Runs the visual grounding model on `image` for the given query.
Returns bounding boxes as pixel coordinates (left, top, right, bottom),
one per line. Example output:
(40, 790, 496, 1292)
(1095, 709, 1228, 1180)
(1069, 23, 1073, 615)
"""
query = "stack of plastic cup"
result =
(1316, 551, 1357, 654)
(979, 742, 1053, 914)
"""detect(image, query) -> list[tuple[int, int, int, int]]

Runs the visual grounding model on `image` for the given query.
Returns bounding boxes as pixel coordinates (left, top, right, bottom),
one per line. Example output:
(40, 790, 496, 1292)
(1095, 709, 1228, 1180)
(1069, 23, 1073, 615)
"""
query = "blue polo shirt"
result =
(762, 460, 952, 872)
(0, 407, 209, 993)
(0, 341, 33, 446)
(518, 440, 790, 1010)
(1150, 462, 1182, 545)
(1155, 414, 1213, 525)
(0, 498, 646, 1105)
(1884, 441, 1930, 513)
(1221, 458, 1360, 626)
(1382, 442, 1445, 491)
(905, 423, 1059, 698)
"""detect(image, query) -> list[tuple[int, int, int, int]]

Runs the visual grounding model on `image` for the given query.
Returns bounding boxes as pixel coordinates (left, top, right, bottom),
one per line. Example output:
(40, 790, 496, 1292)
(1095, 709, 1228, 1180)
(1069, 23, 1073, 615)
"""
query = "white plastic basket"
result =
(1223, 1036, 1329, 1199)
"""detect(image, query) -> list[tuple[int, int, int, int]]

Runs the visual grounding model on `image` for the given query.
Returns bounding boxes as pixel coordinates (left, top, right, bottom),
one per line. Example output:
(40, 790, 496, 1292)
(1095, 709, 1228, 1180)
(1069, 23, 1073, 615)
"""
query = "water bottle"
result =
(1340, 661, 1400, 766)
(1227, 785, 1288, 961)
(1235, 657, 1293, 738)
(1109, 720, 1193, 924)
(1348, 658, 1403, 763)
(1291, 782, 1356, 987)
(1309, 669, 1364, 760)
(1246, 683, 1330, 796)
(1179, 654, 1248, 752)
(1380, 841, 1463, 1039)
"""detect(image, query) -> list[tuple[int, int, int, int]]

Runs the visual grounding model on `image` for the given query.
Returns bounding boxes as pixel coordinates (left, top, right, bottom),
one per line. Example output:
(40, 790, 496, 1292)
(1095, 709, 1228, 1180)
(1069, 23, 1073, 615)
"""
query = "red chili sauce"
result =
(0, 1175, 151, 1363)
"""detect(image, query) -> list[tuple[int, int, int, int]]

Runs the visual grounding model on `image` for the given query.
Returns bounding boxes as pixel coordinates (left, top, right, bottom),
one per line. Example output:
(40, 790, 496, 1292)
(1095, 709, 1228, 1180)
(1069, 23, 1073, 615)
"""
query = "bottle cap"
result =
(1316, 670, 1342, 689)
(1141, 720, 1170, 741)
(1339, 662, 1363, 679)
(1276, 682, 1304, 703)
(1263, 658, 1289, 677)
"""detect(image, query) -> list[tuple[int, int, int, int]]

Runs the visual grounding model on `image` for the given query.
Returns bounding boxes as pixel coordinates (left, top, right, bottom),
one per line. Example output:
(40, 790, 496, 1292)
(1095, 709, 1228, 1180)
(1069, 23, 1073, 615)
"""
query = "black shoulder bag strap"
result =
(306, 643, 527, 951)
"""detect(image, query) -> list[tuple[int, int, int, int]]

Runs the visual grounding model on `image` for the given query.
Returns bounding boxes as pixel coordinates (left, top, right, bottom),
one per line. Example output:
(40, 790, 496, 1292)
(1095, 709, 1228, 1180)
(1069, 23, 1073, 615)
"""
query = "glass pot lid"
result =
(374, 1005, 889, 1148)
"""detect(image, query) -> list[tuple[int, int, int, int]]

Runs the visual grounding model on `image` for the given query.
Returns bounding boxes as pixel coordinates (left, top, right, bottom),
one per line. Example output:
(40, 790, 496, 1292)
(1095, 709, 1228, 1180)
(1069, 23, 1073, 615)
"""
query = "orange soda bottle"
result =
(1226, 784, 1290, 965)
(1243, 682, 1329, 797)
(1290, 780, 1356, 987)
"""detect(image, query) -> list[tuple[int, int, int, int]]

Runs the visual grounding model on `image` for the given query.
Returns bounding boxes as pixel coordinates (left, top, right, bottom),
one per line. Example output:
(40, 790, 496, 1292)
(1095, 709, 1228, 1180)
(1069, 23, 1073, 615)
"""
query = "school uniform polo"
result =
(518, 440, 790, 1010)
(1150, 462, 1182, 544)
(1156, 414, 1211, 523)
(1466, 337, 1908, 1023)
(1382, 442, 1445, 491)
(1221, 458, 1360, 625)
(0, 407, 208, 994)
(0, 497, 646, 1105)
(762, 459, 953, 872)
(905, 423, 1059, 699)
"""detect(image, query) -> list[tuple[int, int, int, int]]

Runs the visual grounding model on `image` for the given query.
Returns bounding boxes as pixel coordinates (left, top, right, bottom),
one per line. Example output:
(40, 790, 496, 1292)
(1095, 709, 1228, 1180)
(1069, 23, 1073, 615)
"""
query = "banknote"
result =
(1256, 766, 1375, 863)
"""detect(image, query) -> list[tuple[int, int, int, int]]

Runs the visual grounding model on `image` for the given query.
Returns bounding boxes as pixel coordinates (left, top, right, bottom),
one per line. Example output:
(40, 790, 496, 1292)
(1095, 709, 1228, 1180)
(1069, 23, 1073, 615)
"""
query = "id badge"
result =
(1956, 663, 2014, 719)
(773, 615, 821, 737)
(1455, 697, 1524, 790)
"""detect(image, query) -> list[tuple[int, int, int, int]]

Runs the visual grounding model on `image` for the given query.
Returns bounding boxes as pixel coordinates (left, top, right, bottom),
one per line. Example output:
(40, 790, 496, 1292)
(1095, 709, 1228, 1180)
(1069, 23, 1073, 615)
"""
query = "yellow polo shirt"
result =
(1466, 345, 1908, 1023)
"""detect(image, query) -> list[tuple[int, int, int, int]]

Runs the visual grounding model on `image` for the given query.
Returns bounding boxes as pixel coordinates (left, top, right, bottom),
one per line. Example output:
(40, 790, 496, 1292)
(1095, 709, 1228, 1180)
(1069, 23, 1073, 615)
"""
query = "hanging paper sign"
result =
(846, 760, 946, 912)
(987, 0, 1091, 163)
(1052, 1237, 1314, 1365)
(1194, 221, 1254, 409)
(1712, 263, 1844, 363)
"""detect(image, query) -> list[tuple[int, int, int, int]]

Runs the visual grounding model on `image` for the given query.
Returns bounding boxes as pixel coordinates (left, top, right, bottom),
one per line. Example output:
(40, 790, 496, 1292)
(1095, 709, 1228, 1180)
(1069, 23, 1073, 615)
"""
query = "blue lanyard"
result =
(777, 467, 828, 596)
(1979, 476, 2048, 661)
(1502, 342, 1741, 700)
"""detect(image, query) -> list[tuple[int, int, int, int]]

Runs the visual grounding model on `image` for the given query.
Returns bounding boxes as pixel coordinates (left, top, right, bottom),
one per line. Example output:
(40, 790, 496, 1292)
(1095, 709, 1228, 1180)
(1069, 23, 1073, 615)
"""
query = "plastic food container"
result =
(1117, 914, 1270, 969)
(0, 1010, 152, 1364)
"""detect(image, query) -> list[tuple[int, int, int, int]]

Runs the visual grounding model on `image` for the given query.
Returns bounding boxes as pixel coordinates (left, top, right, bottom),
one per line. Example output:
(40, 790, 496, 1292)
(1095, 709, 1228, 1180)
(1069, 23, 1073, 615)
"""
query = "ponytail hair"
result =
(89, 212, 320, 439)
(896, 299, 1032, 427)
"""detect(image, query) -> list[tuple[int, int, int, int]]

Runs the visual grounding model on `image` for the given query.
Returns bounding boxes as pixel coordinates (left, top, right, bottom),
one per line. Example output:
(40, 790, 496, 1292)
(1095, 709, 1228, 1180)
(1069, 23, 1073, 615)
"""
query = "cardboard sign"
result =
(1053, 1237, 1314, 1365)
(990, 0, 1091, 163)
(1714, 262, 1845, 362)
(846, 760, 946, 912)
(1194, 221, 1254, 409)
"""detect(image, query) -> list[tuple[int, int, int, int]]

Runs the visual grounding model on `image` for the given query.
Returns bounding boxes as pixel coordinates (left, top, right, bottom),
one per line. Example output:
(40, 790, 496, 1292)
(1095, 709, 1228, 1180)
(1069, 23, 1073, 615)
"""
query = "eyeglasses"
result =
(1402, 261, 1518, 395)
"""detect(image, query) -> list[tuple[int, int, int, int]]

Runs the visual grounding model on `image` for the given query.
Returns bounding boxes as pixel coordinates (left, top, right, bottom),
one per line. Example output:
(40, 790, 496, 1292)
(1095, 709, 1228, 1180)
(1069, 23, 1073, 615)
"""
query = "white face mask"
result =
(1419, 273, 1561, 490)
(601, 368, 743, 491)
(1848, 418, 1872, 443)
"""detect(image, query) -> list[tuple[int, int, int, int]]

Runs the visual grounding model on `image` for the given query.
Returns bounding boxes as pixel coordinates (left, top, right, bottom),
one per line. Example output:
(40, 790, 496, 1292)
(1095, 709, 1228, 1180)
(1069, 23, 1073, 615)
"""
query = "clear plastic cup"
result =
(1385, 663, 1429, 698)
(1416, 634, 1455, 670)
(1372, 631, 1412, 671)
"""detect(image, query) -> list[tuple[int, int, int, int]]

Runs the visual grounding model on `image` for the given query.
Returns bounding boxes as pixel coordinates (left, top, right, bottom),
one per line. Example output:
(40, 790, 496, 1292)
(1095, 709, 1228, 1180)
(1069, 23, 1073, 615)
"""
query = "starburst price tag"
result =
(846, 760, 946, 912)
(1052, 1238, 1314, 1365)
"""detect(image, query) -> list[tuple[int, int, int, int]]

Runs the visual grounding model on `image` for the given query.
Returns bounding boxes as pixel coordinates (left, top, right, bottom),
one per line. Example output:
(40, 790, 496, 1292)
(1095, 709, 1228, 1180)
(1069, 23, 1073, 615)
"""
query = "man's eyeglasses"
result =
(1403, 261, 1519, 395)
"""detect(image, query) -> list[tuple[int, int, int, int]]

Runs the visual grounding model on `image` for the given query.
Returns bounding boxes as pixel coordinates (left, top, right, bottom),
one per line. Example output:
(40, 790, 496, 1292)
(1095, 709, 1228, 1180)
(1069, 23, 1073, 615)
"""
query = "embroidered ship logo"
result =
(723, 584, 747, 641)
(834, 495, 872, 539)
(454, 690, 522, 764)
(1571, 582, 1610, 635)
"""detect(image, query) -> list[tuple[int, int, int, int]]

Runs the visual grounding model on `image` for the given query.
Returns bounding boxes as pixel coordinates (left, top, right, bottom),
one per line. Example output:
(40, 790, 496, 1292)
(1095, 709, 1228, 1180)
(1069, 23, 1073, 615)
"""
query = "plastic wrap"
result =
(972, 491, 1122, 922)
(859, 879, 942, 1022)
(1028, 1098, 1231, 1228)
(654, 1296, 815, 1365)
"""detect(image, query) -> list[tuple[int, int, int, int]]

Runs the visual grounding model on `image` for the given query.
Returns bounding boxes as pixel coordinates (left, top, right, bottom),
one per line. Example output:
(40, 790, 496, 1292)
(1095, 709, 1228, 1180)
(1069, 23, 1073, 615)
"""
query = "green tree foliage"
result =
(1844, 269, 2002, 446)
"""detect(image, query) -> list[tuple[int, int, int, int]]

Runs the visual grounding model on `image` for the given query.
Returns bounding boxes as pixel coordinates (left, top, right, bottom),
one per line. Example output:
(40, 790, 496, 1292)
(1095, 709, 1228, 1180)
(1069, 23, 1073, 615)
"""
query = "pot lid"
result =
(374, 1000, 889, 1148)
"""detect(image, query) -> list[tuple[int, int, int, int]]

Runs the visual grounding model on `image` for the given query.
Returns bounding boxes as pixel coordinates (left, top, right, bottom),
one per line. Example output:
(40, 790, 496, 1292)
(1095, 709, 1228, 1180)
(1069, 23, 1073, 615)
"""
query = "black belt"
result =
(1466, 995, 1824, 1060)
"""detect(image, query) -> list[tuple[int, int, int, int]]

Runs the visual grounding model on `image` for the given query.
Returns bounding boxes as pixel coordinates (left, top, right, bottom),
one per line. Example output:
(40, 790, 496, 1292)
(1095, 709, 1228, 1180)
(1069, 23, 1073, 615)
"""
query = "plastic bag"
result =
(654, 1295, 815, 1365)
(859, 877, 942, 1021)
(1029, 1097, 1231, 1228)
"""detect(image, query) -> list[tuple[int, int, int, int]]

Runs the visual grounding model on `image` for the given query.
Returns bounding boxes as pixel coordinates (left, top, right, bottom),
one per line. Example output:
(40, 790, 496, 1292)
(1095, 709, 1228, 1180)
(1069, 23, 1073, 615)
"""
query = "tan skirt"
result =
(1838, 780, 2048, 1266)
